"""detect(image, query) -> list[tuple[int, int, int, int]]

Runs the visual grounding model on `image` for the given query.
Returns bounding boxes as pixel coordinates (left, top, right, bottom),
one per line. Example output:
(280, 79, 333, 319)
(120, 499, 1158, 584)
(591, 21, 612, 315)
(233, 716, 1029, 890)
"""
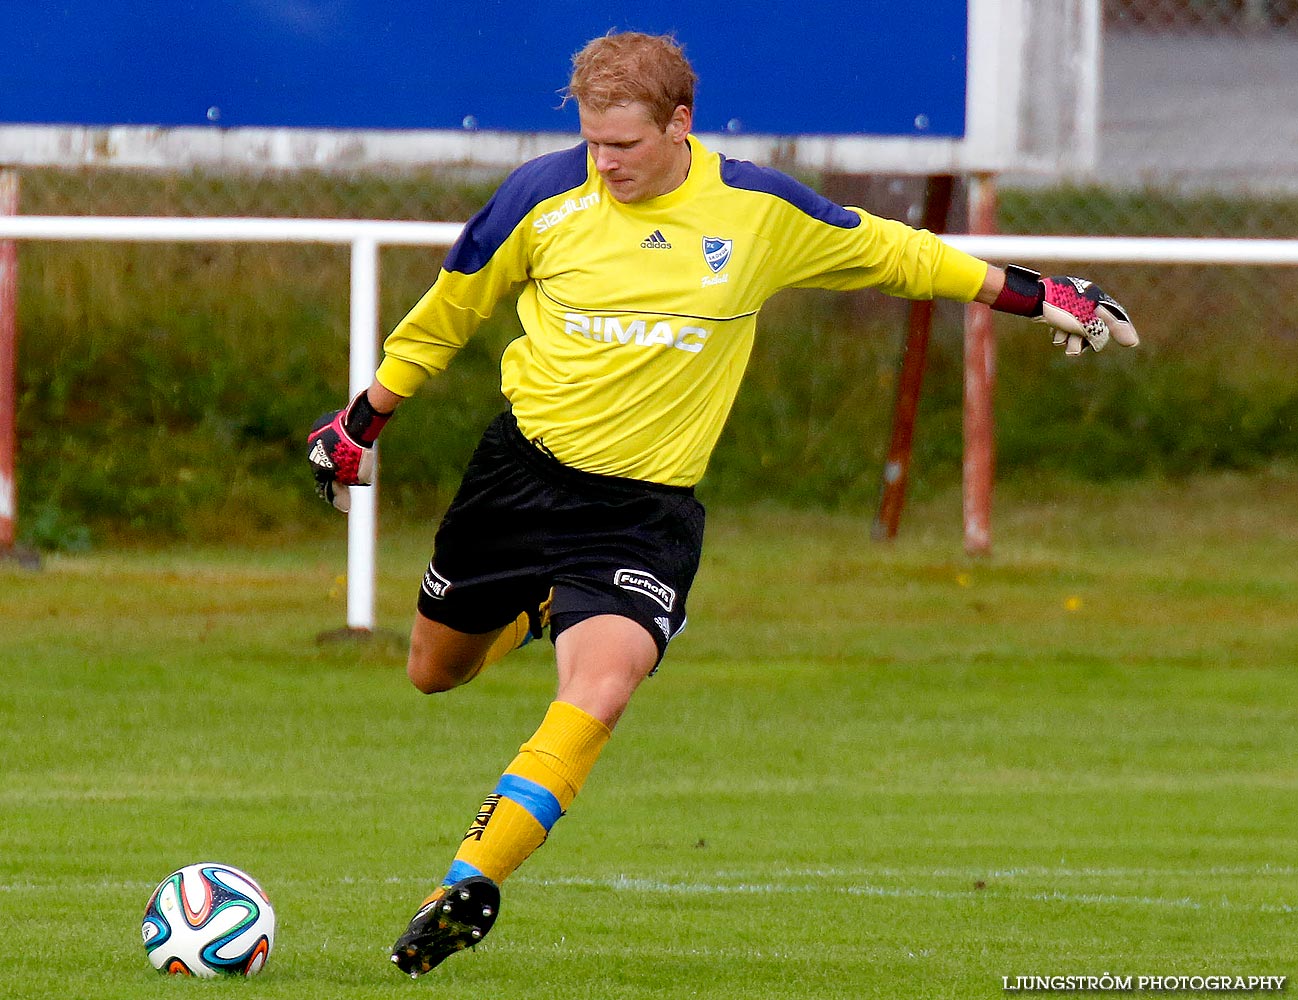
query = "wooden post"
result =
(0, 170, 18, 553)
(872, 174, 955, 541)
(962, 173, 998, 557)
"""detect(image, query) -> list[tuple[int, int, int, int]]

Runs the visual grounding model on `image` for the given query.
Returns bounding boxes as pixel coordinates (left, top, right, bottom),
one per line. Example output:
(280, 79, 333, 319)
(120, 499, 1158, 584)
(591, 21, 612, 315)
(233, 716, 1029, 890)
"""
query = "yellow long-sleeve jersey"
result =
(377, 135, 987, 487)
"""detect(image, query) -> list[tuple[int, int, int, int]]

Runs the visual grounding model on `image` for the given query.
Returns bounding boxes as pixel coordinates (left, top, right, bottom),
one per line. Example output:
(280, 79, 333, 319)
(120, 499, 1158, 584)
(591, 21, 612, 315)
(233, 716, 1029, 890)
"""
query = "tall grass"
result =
(12, 169, 1298, 548)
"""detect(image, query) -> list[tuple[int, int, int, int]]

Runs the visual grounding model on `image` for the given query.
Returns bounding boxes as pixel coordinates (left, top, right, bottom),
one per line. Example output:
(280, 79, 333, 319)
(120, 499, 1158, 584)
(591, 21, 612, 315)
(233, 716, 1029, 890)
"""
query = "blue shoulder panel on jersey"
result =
(445, 142, 590, 274)
(719, 156, 861, 230)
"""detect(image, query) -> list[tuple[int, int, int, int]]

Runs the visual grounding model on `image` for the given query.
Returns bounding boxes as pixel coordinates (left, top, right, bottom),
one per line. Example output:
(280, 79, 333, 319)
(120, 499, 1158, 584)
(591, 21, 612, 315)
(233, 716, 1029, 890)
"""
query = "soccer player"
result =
(306, 31, 1139, 978)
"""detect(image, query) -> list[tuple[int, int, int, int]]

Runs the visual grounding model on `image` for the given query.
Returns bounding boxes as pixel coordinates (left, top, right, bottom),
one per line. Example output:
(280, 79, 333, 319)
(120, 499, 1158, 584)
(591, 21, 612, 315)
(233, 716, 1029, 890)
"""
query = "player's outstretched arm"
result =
(980, 264, 1140, 356)
(306, 381, 404, 513)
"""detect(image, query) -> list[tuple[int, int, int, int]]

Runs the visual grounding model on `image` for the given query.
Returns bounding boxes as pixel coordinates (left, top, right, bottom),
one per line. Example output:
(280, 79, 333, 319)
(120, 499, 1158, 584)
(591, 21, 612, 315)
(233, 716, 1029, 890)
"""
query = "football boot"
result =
(390, 876, 500, 977)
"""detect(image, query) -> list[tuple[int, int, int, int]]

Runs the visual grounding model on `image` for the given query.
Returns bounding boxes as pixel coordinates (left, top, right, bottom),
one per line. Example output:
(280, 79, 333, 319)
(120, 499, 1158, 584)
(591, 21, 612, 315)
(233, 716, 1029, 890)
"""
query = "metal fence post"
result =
(347, 236, 379, 632)
(963, 173, 998, 557)
(0, 171, 18, 554)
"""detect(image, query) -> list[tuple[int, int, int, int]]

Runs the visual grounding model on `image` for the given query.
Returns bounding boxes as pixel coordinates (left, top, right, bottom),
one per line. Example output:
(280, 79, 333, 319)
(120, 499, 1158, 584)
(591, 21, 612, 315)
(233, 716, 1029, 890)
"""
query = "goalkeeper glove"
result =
(307, 390, 392, 513)
(992, 264, 1140, 356)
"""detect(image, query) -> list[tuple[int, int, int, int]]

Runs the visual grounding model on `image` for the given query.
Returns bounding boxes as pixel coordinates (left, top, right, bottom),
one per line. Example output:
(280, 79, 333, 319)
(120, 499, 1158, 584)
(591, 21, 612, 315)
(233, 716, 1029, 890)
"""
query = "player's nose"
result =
(593, 147, 618, 172)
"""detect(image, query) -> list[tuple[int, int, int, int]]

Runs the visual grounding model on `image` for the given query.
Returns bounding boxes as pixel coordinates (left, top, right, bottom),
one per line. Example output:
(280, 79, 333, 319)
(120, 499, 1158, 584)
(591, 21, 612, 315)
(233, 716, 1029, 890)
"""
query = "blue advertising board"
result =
(0, 1, 968, 138)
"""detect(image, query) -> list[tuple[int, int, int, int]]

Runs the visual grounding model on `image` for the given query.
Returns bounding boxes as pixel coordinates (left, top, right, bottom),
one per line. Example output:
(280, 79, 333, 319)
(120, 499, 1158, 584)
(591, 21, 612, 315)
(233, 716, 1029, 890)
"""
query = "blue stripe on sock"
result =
(444, 859, 484, 886)
(495, 773, 564, 832)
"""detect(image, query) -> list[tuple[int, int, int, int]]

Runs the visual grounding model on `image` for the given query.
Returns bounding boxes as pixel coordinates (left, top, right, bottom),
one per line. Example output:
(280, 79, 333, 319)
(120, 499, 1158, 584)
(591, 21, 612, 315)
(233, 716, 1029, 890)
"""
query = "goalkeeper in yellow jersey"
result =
(306, 31, 1139, 977)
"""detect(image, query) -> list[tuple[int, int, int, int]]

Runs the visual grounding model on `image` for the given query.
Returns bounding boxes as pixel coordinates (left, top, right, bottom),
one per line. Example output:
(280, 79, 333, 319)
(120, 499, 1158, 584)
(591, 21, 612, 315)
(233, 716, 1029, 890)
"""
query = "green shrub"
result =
(12, 171, 1298, 547)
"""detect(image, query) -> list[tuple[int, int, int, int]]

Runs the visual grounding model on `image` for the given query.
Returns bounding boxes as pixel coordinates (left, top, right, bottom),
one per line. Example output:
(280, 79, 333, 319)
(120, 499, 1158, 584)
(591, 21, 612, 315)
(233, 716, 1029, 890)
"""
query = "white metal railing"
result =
(0, 216, 465, 630)
(2, 215, 1296, 630)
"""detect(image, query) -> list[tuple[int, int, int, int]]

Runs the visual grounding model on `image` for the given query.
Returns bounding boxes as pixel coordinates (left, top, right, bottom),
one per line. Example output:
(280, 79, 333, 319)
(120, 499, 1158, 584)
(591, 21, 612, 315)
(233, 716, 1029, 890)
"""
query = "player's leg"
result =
(406, 606, 548, 693)
(405, 613, 502, 693)
(391, 416, 703, 976)
(402, 413, 554, 694)
(444, 613, 658, 885)
(552, 612, 659, 727)
(391, 613, 656, 977)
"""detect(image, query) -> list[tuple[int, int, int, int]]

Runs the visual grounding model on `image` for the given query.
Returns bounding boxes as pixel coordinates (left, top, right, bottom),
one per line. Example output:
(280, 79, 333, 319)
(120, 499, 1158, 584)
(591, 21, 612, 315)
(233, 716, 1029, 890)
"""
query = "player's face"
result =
(580, 102, 692, 203)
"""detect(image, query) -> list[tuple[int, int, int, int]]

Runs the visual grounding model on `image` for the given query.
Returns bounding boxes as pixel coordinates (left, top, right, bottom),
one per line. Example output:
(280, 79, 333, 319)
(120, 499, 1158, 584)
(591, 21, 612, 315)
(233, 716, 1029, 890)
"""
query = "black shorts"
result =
(416, 411, 706, 663)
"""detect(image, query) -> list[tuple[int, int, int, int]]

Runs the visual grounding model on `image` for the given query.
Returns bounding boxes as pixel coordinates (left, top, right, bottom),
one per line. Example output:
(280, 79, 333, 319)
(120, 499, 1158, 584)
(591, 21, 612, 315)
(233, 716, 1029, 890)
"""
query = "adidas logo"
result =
(309, 440, 334, 469)
(654, 616, 672, 639)
(640, 230, 672, 249)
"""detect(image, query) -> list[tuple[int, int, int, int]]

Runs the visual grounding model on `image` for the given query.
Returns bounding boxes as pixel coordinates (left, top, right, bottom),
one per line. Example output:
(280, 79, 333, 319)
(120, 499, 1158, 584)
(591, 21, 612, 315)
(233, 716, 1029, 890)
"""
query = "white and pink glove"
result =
(992, 264, 1140, 356)
(306, 391, 392, 513)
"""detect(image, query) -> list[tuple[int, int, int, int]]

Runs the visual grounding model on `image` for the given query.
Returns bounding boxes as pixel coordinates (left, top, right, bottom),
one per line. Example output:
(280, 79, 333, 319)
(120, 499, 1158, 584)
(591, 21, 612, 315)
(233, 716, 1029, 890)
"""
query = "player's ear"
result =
(667, 105, 691, 141)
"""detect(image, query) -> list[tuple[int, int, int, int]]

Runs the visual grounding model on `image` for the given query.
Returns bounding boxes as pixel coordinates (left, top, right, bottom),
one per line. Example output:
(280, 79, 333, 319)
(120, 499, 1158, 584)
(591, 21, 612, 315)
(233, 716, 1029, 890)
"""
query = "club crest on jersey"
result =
(703, 236, 733, 273)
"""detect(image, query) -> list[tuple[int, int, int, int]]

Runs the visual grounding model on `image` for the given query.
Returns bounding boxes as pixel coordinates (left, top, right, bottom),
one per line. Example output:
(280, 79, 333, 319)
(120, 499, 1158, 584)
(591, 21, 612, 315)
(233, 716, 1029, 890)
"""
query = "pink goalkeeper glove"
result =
(992, 264, 1140, 356)
(306, 390, 391, 513)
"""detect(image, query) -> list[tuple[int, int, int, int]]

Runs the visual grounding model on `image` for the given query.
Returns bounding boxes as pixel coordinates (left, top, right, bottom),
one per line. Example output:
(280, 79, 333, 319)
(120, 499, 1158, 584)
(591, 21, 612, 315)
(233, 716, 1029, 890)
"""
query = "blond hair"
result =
(564, 32, 697, 129)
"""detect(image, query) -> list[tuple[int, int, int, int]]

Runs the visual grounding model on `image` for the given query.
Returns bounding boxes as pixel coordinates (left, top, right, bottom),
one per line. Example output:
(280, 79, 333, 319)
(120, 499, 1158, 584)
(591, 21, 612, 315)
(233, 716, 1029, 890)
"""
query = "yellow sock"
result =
(472, 611, 532, 676)
(462, 590, 553, 683)
(444, 701, 611, 886)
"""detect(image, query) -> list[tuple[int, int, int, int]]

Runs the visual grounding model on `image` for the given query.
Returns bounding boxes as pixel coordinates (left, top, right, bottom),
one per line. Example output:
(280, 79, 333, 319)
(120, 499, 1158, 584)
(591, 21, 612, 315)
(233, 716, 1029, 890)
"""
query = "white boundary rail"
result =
(3, 215, 1297, 630)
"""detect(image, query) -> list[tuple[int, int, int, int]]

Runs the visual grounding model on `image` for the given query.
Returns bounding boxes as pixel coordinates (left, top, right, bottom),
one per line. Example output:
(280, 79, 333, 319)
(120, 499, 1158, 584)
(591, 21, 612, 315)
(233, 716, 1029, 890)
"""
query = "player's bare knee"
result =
(405, 648, 470, 694)
(407, 658, 447, 694)
(406, 633, 491, 693)
(406, 637, 448, 693)
(407, 616, 476, 693)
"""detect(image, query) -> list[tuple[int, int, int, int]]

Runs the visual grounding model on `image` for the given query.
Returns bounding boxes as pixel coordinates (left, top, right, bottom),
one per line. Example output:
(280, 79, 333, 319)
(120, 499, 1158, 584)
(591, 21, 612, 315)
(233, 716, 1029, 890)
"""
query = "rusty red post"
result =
(963, 172, 998, 557)
(872, 174, 955, 541)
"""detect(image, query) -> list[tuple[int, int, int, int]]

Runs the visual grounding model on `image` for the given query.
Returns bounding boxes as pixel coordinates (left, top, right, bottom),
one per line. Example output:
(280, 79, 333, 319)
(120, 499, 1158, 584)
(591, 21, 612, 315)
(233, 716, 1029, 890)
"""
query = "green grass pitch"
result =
(3, 474, 1296, 999)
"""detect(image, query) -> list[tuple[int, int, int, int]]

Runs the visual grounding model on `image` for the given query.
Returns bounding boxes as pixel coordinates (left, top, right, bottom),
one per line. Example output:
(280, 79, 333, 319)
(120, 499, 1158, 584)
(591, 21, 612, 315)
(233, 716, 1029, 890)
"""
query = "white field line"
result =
(735, 864, 1298, 880)
(519, 874, 1296, 914)
(4, 868, 1293, 913)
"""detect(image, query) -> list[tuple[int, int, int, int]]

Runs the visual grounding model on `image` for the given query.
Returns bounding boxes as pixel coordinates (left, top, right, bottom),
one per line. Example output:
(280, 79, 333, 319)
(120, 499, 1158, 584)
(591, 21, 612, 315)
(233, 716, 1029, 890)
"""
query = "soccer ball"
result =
(141, 863, 276, 977)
